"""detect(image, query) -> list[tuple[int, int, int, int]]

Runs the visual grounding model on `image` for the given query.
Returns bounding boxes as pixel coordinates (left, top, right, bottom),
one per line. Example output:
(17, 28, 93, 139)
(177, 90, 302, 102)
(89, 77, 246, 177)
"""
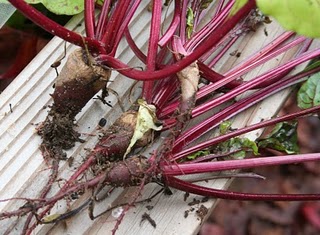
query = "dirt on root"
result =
(37, 49, 112, 161)
(37, 107, 83, 160)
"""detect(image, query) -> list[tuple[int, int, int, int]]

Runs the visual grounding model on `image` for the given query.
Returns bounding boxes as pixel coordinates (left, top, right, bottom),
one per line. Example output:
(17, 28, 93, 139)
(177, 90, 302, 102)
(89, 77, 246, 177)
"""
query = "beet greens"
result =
(2, 0, 320, 234)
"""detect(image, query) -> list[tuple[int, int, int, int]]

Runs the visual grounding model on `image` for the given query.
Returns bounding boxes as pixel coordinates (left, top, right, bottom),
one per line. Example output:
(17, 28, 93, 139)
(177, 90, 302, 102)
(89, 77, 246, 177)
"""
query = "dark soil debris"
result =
(98, 117, 107, 127)
(37, 107, 83, 160)
(163, 187, 173, 196)
(140, 212, 156, 228)
(201, 197, 209, 203)
(196, 205, 208, 223)
(184, 192, 190, 201)
(146, 205, 154, 211)
(184, 210, 189, 218)
(188, 198, 201, 206)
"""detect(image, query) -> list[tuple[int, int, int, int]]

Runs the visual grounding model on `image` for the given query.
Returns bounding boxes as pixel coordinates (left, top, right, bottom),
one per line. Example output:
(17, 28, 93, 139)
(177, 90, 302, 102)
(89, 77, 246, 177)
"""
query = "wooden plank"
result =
(0, 4, 312, 235)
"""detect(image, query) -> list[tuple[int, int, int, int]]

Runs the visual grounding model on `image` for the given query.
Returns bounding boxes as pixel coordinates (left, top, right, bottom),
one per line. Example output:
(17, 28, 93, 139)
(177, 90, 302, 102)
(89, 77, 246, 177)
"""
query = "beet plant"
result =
(1, 0, 320, 234)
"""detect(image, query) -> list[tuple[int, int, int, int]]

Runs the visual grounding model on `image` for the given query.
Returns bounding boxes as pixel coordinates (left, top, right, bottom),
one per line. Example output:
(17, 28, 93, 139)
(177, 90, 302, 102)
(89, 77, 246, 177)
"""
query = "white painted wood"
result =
(0, 3, 312, 235)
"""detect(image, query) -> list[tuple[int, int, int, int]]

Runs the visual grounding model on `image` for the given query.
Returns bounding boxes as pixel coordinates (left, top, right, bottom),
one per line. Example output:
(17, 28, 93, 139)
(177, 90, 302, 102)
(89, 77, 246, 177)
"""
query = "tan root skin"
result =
(177, 61, 200, 115)
(51, 48, 112, 116)
(117, 110, 158, 148)
(115, 111, 139, 128)
(56, 48, 110, 92)
(90, 110, 158, 176)
(38, 49, 112, 160)
(106, 156, 151, 187)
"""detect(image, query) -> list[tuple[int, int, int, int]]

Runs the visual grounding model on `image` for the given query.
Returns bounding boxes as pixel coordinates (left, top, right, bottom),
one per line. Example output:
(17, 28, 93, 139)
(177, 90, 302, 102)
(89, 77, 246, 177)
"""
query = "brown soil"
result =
(37, 107, 83, 160)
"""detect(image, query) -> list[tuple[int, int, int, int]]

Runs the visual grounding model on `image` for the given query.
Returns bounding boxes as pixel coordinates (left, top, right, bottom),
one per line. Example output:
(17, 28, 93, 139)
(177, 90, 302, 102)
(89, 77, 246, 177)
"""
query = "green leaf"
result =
(96, 0, 104, 6)
(216, 137, 259, 159)
(297, 72, 320, 109)
(25, 0, 42, 3)
(219, 121, 232, 135)
(215, 122, 259, 159)
(257, 0, 320, 38)
(186, 7, 194, 39)
(5, 0, 84, 15)
(303, 59, 320, 72)
(229, 0, 248, 16)
(257, 122, 299, 154)
(240, 138, 259, 155)
(186, 150, 211, 160)
(40, 0, 84, 15)
(229, 137, 259, 158)
(3, 0, 42, 4)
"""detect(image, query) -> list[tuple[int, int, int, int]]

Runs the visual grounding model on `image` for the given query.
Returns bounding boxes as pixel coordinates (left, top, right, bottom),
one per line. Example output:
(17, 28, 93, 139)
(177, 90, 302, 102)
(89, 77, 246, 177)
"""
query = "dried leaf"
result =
(124, 99, 162, 158)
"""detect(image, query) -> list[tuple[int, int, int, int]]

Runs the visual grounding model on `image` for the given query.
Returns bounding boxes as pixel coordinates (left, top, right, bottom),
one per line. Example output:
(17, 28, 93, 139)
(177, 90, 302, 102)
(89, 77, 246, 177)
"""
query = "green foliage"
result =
(231, 0, 320, 38)
(297, 72, 320, 109)
(25, 0, 42, 3)
(187, 139, 258, 161)
(215, 121, 259, 159)
(297, 60, 320, 109)
(186, 7, 194, 39)
(303, 59, 320, 72)
(257, 0, 320, 38)
(257, 122, 299, 154)
(37, 0, 84, 15)
(219, 120, 232, 135)
(217, 137, 259, 159)
(186, 150, 211, 160)
(1, 0, 84, 15)
(96, 0, 104, 6)
(4, 4, 72, 34)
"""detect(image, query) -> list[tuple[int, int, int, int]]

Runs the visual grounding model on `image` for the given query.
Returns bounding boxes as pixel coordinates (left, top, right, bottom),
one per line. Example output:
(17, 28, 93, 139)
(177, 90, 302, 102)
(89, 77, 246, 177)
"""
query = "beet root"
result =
(91, 110, 156, 174)
(105, 155, 152, 187)
(37, 48, 111, 159)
